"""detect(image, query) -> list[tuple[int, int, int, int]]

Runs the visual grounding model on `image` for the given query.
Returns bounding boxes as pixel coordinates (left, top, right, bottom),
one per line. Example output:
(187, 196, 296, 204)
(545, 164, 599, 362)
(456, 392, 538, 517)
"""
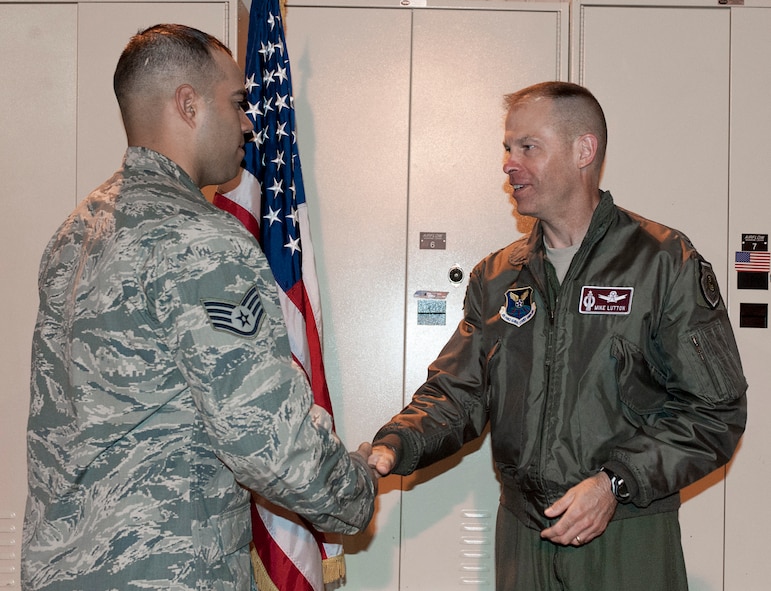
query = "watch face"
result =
(613, 477, 630, 500)
(601, 466, 630, 501)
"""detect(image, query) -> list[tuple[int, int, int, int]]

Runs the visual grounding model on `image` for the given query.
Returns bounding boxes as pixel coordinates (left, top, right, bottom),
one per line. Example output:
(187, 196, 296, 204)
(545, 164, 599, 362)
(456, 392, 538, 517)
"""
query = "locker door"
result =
(0, 6, 77, 588)
(287, 2, 566, 589)
(574, 4, 730, 590)
(285, 6, 412, 589)
(0, 4, 233, 589)
(725, 7, 771, 591)
(402, 7, 567, 590)
(77, 2, 233, 197)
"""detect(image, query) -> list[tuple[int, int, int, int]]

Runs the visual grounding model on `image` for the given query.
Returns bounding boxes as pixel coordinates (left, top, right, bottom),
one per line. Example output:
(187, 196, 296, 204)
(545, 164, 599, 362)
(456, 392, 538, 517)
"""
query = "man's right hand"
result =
(368, 444, 396, 476)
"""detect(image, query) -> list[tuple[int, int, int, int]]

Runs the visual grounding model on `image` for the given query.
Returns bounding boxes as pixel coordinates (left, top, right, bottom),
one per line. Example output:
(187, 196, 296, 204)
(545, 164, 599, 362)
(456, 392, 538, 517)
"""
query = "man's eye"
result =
(238, 100, 249, 111)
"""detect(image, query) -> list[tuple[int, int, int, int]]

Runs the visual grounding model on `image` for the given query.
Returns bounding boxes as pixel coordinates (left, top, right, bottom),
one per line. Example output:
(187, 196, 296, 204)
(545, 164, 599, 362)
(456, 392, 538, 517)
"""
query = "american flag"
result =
(735, 251, 771, 273)
(213, 0, 344, 588)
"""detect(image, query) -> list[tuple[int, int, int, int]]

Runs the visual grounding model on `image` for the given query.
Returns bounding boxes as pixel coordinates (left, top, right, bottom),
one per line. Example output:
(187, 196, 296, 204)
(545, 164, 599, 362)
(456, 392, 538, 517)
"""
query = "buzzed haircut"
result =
(113, 23, 232, 118)
(504, 81, 608, 167)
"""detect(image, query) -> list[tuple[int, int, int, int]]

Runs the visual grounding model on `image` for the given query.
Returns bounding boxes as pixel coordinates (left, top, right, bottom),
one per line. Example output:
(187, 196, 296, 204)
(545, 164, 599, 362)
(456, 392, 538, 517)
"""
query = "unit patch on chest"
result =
(500, 286, 536, 327)
(579, 286, 634, 315)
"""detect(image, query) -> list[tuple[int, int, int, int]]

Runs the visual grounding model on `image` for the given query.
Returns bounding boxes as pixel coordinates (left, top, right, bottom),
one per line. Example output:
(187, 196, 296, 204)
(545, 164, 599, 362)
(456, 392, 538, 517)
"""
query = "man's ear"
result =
(576, 133, 599, 170)
(176, 84, 198, 128)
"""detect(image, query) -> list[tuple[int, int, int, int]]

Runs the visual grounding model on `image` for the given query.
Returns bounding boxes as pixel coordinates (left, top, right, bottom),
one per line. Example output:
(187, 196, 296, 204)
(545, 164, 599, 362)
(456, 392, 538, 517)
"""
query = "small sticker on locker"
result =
(417, 298, 447, 325)
(420, 232, 447, 250)
(737, 272, 769, 290)
(735, 251, 770, 272)
(414, 290, 448, 300)
(739, 303, 768, 328)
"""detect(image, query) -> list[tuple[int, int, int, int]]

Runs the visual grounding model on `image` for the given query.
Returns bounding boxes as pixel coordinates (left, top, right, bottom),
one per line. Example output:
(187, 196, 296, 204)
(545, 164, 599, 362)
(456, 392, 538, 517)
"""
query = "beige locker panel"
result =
(575, 5, 730, 590)
(77, 2, 232, 198)
(402, 7, 567, 590)
(0, 5, 77, 588)
(286, 3, 567, 589)
(284, 6, 412, 589)
(725, 7, 771, 591)
(0, 3, 232, 589)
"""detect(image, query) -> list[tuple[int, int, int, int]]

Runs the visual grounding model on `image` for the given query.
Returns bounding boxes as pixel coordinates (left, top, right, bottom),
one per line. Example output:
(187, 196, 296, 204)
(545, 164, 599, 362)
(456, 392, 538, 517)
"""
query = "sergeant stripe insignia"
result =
(202, 285, 265, 337)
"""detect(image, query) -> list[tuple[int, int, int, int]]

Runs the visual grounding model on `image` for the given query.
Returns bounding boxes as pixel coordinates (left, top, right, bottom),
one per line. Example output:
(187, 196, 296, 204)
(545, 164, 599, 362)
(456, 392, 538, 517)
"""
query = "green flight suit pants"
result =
(496, 504, 689, 591)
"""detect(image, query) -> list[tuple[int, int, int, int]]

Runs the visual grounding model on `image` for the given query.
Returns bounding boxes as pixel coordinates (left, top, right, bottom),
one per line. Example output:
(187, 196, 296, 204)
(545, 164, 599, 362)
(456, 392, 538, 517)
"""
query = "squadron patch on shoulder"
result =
(500, 286, 536, 327)
(202, 284, 265, 338)
(699, 260, 721, 309)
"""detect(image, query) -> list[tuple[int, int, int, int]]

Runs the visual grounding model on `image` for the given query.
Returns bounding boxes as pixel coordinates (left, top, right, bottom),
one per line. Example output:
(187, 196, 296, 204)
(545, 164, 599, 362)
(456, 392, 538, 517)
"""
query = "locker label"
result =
(420, 232, 446, 250)
(741, 234, 768, 252)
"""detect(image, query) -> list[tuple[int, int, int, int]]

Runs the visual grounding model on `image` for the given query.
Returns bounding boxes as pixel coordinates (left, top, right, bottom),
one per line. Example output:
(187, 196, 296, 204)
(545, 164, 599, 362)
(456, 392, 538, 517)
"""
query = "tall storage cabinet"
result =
(284, 3, 568, 588)
(0, 3, 235, 587)
(0, 7, 77, 587)
(573, 4, 771, 590)
(725, 6, 771, 590)
(573, 4, 732, 588)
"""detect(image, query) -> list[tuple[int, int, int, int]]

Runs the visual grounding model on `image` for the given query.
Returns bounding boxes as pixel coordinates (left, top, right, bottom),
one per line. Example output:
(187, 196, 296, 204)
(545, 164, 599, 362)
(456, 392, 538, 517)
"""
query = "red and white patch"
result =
(579, 286, 634, 315)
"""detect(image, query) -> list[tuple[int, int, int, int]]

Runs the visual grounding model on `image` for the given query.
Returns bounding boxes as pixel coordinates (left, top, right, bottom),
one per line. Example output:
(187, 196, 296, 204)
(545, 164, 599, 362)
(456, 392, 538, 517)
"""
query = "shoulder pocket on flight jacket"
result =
(681, 319, 746, 404)
(611, 336, 669, 419)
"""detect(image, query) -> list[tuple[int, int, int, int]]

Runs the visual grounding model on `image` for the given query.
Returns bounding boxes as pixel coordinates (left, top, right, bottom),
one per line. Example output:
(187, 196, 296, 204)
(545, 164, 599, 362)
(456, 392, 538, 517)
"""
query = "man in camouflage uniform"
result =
(22, 24, 376, 591)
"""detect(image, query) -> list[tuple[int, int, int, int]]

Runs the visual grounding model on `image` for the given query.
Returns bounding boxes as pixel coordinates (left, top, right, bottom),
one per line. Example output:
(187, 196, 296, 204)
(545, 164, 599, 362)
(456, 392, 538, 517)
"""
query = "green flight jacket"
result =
(375, 191, 747, 530)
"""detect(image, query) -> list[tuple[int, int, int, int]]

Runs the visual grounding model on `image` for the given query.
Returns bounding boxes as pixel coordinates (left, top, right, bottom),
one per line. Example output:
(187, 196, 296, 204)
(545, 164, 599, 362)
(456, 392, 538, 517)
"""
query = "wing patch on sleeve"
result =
(202, 285, 265, 338)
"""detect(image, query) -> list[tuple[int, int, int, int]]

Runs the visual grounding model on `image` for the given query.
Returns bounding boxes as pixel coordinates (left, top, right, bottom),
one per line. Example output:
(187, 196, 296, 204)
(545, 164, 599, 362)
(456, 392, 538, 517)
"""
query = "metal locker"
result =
(0, 4, 235, 587)
(286, 1, 568, 588)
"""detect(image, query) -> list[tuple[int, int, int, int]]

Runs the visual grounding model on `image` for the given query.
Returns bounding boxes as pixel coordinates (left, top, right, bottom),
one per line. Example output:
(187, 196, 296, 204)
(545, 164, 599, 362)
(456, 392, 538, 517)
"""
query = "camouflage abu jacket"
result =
(22, 147, 375, 590)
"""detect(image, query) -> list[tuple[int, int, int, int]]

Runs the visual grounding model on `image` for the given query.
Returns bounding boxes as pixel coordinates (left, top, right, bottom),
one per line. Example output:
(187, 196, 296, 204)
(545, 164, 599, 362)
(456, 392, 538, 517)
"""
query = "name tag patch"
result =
(579, 286, 634, 315)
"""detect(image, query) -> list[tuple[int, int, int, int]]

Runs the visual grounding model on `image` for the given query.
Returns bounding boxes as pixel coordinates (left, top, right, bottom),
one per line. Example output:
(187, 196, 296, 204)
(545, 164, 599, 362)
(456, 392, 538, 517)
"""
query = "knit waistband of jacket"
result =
(500, 481, 682, 531)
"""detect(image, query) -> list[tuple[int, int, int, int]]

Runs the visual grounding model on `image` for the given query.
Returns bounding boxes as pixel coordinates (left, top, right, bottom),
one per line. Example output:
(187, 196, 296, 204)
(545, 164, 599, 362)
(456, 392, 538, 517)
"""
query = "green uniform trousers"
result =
(496, 504, 688, 591)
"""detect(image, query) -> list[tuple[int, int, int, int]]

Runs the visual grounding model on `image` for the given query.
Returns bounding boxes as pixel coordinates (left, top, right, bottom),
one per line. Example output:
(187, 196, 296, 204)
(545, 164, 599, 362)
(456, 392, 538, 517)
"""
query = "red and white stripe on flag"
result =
(213, 0, 345, 588)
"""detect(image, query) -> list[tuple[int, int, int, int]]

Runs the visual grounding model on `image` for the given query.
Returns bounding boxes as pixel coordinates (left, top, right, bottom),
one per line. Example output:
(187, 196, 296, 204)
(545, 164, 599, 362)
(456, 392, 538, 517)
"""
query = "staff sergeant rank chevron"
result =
(202, 284, 265, 337)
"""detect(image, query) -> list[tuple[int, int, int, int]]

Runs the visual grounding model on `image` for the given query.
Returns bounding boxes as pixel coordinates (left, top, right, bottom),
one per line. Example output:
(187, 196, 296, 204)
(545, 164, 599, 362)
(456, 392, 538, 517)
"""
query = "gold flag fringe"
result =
(251, 543, 279, 591)
(322, 552, 346, 584)
(251, 542, 347, 589)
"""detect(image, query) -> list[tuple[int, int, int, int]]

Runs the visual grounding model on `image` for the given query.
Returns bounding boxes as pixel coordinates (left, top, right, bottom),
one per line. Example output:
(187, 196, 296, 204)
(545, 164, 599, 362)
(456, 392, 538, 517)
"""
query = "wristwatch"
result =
(599, 466, 631, 503)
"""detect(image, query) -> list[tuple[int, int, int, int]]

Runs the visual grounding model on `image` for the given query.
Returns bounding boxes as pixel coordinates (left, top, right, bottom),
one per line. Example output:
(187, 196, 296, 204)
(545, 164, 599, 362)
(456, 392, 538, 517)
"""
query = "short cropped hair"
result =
(113, 24, 232, 119)
(504, 81, 608, 167)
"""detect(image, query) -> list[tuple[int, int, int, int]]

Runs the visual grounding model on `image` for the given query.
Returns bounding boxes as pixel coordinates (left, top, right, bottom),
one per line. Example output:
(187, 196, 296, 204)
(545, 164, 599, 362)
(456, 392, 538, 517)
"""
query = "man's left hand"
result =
(540, 472, 617, 546)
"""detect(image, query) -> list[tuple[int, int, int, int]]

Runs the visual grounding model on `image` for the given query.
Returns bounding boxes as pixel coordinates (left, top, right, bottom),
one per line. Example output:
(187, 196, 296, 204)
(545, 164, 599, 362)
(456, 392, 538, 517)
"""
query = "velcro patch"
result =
(699, 261, 721, 309)
(579, 286, 634, 315)
(500, 286, 536, 327)
(202, 284, 265, 337)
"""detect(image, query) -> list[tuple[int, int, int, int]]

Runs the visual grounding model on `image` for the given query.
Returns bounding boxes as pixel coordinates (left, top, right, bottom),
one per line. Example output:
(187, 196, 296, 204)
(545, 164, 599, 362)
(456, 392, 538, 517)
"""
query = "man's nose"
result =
(503, 157, 518, 174)
(241, 109, 254, 133)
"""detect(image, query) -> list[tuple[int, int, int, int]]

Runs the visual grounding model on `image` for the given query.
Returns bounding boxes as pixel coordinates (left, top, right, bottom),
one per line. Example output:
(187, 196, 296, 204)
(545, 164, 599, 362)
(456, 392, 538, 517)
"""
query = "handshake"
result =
(351, 442, 397, 483)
